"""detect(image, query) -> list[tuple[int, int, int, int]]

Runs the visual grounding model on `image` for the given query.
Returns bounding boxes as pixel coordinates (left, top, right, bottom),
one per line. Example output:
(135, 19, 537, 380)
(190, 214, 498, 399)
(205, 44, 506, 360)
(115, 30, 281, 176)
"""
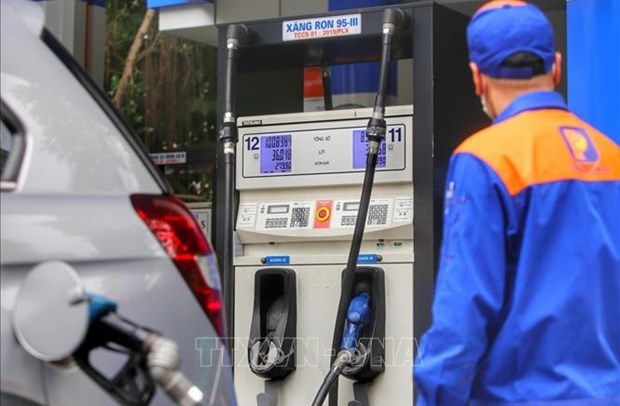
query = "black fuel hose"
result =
(219, 24, 248, 349)
(325, 129, 379, 406)
(326, 150, 378, 398)
(311, 350, 354, 406)
(322, 8, 405, 406)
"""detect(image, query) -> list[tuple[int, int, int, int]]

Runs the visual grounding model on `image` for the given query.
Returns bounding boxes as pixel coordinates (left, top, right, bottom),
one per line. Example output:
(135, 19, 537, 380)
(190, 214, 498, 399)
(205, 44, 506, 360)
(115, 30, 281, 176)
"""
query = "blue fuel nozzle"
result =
(340, 292, 372, 351)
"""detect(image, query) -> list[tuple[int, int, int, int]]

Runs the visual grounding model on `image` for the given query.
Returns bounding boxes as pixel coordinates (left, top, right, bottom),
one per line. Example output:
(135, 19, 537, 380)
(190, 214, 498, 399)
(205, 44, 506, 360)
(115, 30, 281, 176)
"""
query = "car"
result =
(0, 0, 236, 405)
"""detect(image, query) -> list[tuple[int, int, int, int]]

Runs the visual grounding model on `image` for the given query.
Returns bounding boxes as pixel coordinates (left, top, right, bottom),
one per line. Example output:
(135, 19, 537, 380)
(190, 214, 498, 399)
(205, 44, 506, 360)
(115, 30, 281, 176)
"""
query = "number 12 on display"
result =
(245, 136, 259, 151)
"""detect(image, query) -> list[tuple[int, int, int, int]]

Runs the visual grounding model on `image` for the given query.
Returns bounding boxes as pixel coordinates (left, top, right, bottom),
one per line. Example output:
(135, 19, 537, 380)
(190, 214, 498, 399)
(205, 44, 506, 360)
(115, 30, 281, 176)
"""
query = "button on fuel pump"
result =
(317, 207, 330, 221)
(314, 200, 333, 228)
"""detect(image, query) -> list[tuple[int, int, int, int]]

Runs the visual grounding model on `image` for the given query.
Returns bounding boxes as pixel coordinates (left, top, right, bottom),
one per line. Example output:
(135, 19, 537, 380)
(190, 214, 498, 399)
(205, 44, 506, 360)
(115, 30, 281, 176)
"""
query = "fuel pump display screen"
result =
(267, 204, 289, 214)
(343, 202, 360, 211)
(239, 116, 410, 185)
(260, 134, 292, 174)
(352, 130, 387, 169)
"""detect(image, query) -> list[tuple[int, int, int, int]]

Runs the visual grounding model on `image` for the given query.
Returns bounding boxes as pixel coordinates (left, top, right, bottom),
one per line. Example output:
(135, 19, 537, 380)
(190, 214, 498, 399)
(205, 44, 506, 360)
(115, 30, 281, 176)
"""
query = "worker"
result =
(414, 1, 620, 405)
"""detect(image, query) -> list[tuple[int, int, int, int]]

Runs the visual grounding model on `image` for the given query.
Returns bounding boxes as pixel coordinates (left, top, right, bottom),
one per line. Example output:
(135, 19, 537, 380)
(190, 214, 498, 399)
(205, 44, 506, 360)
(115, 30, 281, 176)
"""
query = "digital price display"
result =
(268, 204, 289, 214)
(260, 134, 292, 174)
(352, 130, 386, 169)
(344, 202, 360, 211)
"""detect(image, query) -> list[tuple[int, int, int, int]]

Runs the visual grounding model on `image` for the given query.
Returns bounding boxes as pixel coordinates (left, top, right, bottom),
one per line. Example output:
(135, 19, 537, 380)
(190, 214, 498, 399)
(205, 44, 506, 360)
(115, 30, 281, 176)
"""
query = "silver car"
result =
(0, 0, 235, 404)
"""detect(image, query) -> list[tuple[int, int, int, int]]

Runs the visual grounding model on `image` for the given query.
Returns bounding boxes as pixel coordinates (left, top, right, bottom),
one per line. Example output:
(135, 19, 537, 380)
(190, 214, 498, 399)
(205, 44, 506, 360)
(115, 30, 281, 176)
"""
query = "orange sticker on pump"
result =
(314, 200, 333, 228)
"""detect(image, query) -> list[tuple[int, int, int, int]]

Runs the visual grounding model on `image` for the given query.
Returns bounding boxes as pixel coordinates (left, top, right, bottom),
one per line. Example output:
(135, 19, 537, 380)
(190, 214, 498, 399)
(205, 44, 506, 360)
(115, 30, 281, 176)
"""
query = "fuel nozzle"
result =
(250, 297, 284, 373)
(248, 269, 297, 380)
(340, 292, 372, 351)
(312, 284, 374, 406)
(339, 271, 385, 382)
(75, 295, 204, 406)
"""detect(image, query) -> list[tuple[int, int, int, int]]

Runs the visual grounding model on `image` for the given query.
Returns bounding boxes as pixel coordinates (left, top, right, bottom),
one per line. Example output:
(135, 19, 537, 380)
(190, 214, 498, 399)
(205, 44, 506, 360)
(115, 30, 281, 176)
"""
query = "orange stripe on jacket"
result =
(455, 109, 620, 196)
(476, 0, 527, 14)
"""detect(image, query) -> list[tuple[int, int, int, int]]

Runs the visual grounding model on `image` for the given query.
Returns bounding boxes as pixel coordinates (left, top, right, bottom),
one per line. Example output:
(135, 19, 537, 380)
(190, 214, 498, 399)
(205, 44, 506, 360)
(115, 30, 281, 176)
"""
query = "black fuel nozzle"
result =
(248, 268, 296, 380)
(74, 309, 158, 406)
(251, 297, 284, 373)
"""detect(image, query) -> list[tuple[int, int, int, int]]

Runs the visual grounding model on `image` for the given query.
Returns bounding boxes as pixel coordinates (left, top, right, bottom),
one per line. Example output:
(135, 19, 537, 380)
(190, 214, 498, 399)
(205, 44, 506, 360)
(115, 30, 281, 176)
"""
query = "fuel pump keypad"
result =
(256, 202, 315, 230)
(249, 198, 407, 232)
(290, 207, 310, 228)
(265, 218, 288, 228)
(367, 204, 389, 225)
(341, 215, 357, 226)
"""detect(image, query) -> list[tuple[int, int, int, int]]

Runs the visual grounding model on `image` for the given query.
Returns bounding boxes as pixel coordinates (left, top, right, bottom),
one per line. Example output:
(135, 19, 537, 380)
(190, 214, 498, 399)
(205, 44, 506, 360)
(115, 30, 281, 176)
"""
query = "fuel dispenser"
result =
(233, 103, 414, 404)
(213, 2, 496, 405)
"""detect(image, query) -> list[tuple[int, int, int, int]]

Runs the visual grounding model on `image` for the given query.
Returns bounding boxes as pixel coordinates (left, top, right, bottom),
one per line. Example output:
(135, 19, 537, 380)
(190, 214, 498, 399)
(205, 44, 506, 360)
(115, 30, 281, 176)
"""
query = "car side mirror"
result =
(12, 261, 90, 361)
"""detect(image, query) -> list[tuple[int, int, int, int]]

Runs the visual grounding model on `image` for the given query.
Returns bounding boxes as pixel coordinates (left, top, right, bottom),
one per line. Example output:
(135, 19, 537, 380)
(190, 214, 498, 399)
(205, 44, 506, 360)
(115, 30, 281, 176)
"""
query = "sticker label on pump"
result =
(238, 203, 258, 227)
(282, 14, 362, 41)
(393, 197, 413, 223)
(264, 256, 291, 265)
(357, 254, 380, 264)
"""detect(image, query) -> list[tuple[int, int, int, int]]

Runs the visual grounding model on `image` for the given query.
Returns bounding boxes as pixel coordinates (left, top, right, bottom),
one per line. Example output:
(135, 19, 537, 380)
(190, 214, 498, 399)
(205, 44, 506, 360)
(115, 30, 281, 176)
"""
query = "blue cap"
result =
(467, 1, 555, 79)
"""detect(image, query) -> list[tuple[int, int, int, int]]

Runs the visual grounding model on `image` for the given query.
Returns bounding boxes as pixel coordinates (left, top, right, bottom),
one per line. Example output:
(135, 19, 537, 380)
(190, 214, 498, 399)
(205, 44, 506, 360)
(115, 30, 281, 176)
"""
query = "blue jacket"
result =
(415, 91, 620, 405)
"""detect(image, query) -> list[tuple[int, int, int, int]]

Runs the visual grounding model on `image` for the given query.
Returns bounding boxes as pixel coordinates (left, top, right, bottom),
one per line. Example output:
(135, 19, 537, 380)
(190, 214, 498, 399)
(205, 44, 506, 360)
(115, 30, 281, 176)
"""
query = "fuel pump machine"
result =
(213, 3, 499, 405)
(234, 105, 413, 404)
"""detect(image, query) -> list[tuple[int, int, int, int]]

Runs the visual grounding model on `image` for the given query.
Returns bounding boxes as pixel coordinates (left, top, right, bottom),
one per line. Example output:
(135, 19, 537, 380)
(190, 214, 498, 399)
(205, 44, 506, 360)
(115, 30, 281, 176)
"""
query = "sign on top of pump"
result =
(282, 14, 362, 41)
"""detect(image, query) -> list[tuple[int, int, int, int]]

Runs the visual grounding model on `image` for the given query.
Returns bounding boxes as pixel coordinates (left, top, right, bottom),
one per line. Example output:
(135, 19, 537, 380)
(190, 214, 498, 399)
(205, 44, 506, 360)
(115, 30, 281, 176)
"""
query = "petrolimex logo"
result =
(559, 126, 599, 165)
